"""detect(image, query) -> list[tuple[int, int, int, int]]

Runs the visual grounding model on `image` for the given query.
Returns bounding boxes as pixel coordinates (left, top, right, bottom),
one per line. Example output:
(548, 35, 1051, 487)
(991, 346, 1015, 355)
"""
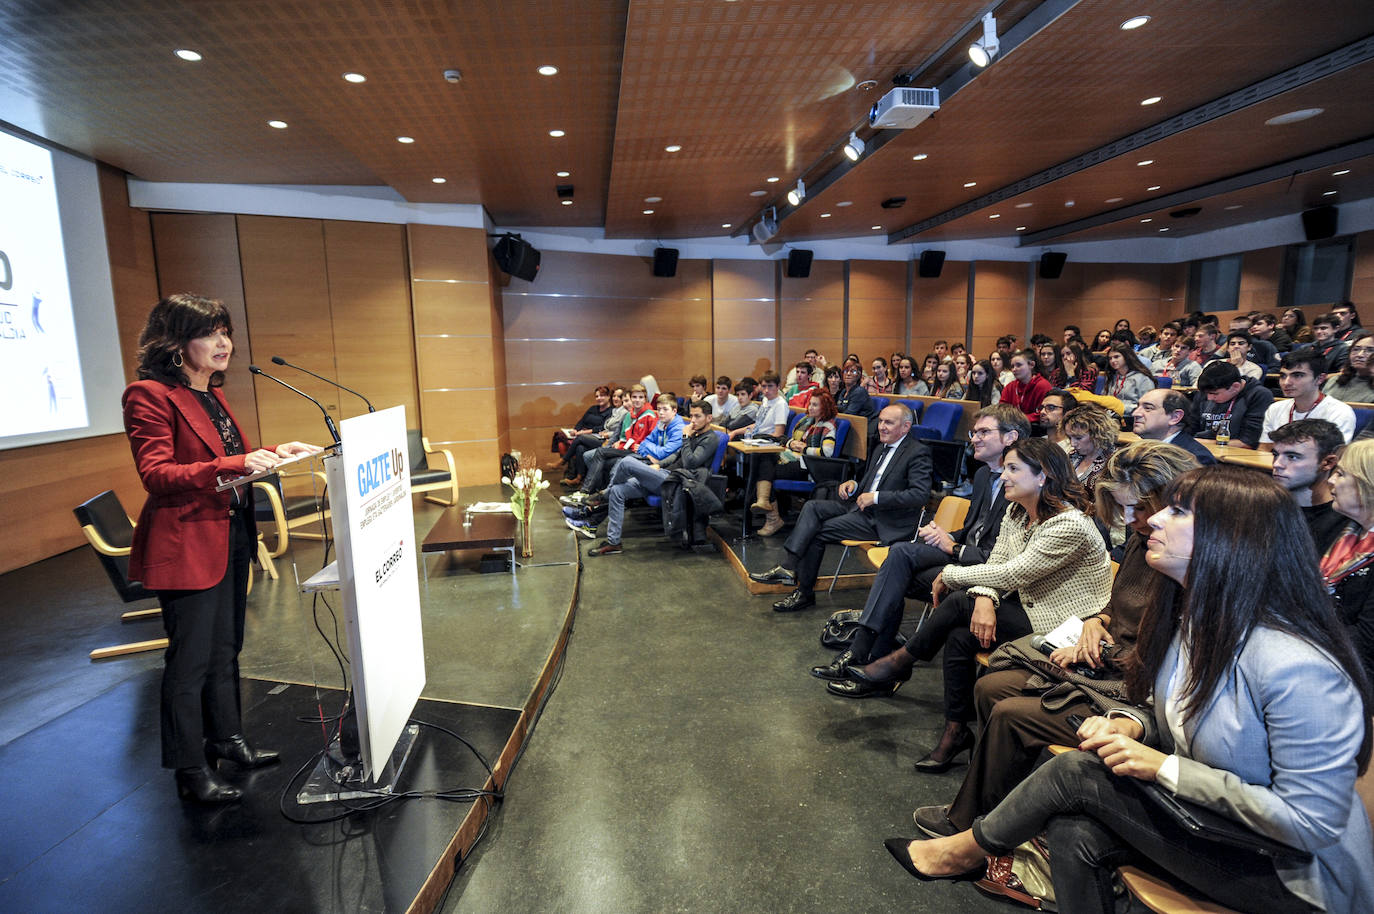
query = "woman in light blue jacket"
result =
(887, 465, 1373, 913)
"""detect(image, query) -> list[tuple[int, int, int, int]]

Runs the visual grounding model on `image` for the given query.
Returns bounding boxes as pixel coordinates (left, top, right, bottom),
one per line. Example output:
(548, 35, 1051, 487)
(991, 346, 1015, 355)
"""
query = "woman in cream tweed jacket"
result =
(847, 437, 1112, 770)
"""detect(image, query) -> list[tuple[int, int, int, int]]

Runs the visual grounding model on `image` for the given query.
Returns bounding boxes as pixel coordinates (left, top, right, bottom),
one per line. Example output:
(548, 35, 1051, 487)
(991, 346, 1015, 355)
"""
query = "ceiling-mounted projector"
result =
(752, 207, 778, 243)
(868, 86, 940, 129)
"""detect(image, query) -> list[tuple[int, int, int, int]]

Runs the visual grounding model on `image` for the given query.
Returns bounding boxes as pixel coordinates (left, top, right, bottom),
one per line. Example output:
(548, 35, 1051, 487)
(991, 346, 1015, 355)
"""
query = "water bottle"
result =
(1215, 418, 1231, 447)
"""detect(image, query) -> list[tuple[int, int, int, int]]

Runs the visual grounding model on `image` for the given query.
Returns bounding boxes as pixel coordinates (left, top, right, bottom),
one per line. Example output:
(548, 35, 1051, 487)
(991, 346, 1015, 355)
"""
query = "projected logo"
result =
(373, 539, 406, 586)
(356, 446, 407, 498)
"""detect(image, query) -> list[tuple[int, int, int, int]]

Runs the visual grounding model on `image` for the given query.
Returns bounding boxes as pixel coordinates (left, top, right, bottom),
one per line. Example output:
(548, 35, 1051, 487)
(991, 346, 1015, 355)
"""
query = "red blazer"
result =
(122, 379, 258, 591)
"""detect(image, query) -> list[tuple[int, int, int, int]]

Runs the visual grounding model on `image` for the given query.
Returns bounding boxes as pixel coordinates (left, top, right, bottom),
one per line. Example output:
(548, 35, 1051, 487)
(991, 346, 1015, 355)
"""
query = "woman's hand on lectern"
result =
(275, 441, 322, 458)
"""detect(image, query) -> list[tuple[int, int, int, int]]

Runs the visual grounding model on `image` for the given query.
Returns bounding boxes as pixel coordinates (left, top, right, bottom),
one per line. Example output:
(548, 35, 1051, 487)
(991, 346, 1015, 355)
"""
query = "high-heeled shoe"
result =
(913, 723, 975, 773)
(175, 765, 243, 803)
(847, 650, 914, 685)
(206, 734, 280, 770)
(883, 837, 983, 882)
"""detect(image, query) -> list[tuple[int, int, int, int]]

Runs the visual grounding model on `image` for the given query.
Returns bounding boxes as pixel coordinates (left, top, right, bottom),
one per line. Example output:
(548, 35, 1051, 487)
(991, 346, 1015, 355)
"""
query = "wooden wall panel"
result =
(911, 261, 969, 358)
(1239, 246, 1284, 313)
(1035, 262, 1172, 350)
(1349, 230, 1374, 306)
(713, 260, 776, 381)
(237, 215, 341, 448)
(98, 164, 158, 384)
(780, 260, 842, 370)
(324, 221, 418, 424)
(848, 260, 908, 363)
(972, 261, 1030, 359)
(150, 211, 259, 444)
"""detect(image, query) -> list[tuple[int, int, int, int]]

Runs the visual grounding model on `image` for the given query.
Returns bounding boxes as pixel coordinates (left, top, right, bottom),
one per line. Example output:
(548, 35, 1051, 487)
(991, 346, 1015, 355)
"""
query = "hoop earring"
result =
(172, 352, 184, 368)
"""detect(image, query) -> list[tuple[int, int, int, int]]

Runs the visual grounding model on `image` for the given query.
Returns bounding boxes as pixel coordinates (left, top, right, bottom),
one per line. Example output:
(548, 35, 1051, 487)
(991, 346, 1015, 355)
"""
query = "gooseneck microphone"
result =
(249, 365, 341, 444)
(270, 355, 375, 413)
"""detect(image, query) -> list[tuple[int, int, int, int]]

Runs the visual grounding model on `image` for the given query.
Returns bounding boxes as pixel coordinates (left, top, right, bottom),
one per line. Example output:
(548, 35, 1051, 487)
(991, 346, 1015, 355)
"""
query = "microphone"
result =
(249, 365, 341, 444)
(270, 355, 375, 412)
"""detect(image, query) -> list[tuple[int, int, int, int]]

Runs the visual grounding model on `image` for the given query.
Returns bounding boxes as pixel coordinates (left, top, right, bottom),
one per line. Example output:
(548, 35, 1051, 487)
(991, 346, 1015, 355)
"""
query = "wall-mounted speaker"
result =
(786, 248, 814, 278)
(652, 247, 679, 277)
(918, 249, 945, 278)
(493, 234, 540, 282)
(1302, 205, 1338, 241)
(1039, 251, 1067, 280)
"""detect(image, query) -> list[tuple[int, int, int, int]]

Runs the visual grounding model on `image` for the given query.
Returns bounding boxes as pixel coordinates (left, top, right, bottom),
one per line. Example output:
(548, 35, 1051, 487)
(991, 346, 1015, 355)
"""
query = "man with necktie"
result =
(812, 406, 1029, 687)
(751, 404, 933, 612)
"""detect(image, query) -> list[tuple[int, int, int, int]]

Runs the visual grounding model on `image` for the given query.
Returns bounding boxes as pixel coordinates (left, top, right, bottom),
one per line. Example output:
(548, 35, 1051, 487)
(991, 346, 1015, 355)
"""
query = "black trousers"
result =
(781, 500, 882, 593)
(565, 433, 604, 476)
(900, 589, 1033, 722)
(854, 540, 947, 659)
(754, 454, 808, 485)
(155, 510, 252, 769)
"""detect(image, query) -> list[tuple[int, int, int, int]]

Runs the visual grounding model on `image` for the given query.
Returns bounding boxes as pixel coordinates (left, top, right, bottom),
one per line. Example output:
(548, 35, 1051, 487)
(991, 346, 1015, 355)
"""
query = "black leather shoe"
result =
(772, 590, 815, 612)
(913, 726, 975, 773)
(913, 804, 960, 838)
(810, 649, 855, 680)
(175, 765, 243, 803)
(826, 677, 902, 698)
(206, 734, 280, 770)
(750, 565, 797, 585)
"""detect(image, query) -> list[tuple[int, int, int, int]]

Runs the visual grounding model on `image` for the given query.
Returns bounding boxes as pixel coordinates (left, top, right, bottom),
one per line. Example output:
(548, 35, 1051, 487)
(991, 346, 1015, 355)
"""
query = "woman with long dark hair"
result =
(841, 438, 1112, 769)
(1036, 343, 1064, 387)
(894, 357, 922, 396)
(124, 294, 320, 802)
(965, 360, 1002, 407)
(1105, 341, 1155, 415)
(887, 466, 1374, 913)
(1283, 307, 1313, 345)
(1059, 342, 1097, 392)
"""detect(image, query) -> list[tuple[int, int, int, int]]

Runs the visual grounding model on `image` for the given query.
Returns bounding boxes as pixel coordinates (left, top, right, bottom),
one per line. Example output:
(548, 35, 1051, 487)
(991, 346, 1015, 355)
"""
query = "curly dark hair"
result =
(136, 293, 233, 388)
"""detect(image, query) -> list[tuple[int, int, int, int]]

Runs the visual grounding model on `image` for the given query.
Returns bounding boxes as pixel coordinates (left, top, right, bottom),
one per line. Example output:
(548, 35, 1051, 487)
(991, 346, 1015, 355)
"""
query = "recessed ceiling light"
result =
(1140, 218, 1153, 223)
(750, 190, 767, 197)
(556, 171, 570, 177)
(1224, 204, 1244, 210)
(1105, 196, 1124, 203)
(721, 223, 732, 229)
(665, 144, 682, 153)
(1015, 202, 1033, 209)
(549, 129, 565, 137)
(1064, 200, 1075, 207)
(836, 201, 852, 207)
(645, 196, 662, 203)
(1140, 96, 1162, 106)
(643, 209, 654, 214)
(537, 65, 559, 76)
(963, 181, 977, 188)
(1137, 159, 1154, 166)
(397, 136, 414, 144)
(1147, 185, 1162, 191)
(174, 49, 202, 62)
(432, 177, 446, 184)
(1159, 227, 1170, 232)
(1265, 108, 1324, 126)
(1323, 190, 1338, 196)
(1120, 15, 1151, 30)
(561, 199, 573, 205)
(343, 72, 367, 83)
(820, 213, 832, 218)
(912, 153, 928, 161)
(766, 176, 780, 183)
(1333, 169, 1351, 176)
(872, 225, 882, 230)
(1016, 226, 1027, 231)
(267, 120, 288, 129)
(989, 213, 1001, 219)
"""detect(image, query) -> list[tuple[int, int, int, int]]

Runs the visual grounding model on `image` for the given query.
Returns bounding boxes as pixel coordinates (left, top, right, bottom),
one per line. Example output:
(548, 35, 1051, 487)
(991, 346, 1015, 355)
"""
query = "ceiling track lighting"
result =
(843, 132, 865, 162)
(752, 207, 778, 243)
(968, 13, 1000, 68)
(786, 179, 806, 207)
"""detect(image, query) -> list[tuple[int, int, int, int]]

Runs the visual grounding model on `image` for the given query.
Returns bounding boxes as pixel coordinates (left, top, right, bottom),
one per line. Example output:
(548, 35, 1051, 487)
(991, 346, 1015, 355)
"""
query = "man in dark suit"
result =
(1133, 388, 1217, 465)
(751, 404, 933, 611)
(815, 406, 1029, 692)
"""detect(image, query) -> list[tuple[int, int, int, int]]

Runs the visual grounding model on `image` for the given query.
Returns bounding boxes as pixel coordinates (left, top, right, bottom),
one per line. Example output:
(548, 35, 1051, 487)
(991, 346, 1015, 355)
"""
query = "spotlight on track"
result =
(843, 132, 865, 162)
(969, 13, 1000, 67)
(787, 179, 806, 207)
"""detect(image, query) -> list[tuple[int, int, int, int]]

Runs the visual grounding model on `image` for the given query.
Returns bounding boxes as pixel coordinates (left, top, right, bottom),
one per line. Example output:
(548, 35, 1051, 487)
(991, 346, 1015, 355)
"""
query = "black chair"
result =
(408, 429, 458, 506)
(73, 490, 167, 661)
(253, 471, 329, 557)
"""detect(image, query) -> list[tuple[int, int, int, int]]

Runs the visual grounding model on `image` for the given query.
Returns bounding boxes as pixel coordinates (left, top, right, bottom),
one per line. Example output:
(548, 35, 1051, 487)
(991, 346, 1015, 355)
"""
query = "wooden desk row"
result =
(1117, 431, 1273, 469)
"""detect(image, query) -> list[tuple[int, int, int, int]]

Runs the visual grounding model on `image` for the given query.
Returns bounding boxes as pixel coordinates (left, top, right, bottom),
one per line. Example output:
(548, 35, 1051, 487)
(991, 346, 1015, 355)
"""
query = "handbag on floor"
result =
(820, 609, 863, 649)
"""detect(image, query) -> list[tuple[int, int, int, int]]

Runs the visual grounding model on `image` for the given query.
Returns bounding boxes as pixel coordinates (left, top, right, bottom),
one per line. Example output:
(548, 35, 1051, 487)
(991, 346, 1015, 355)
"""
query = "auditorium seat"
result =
(869, 396, 890, 413)
(1155, 375, 1173, 389)
(774, 417, 851, 500)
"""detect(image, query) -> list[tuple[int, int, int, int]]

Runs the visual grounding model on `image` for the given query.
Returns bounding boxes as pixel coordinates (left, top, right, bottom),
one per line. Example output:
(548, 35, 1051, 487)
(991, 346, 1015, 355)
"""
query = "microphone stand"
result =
(270, 356, 375, 413)
(248, 365, 341, 444)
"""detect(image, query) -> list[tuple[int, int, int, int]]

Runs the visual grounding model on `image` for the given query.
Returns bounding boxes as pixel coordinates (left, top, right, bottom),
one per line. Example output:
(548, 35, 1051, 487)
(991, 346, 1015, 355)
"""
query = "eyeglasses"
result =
(1352, 346, 1374, 355)
(969, 428, 1000, 439)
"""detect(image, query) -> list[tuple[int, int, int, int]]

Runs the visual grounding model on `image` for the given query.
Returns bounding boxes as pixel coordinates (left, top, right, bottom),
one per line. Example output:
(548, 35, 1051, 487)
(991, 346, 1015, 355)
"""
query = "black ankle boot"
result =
(206, 734, 280, 770)
(175, 765, 243, 803)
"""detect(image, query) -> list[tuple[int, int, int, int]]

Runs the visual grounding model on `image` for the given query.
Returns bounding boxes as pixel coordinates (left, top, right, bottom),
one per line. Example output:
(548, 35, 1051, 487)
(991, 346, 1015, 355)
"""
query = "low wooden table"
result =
(421, 510, 516, 580)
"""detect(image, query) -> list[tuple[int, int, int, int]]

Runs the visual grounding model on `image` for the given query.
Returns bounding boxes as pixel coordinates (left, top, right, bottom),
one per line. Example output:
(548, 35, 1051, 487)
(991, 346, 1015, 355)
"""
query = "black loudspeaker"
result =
(1039, 251, 1068, 279)
(786, 248, 814, 278)
(493, 235, 540, 282)
(918, 249, 946, 278)
(1302, 205, 1338, 241)
(652, 247, 679, 277)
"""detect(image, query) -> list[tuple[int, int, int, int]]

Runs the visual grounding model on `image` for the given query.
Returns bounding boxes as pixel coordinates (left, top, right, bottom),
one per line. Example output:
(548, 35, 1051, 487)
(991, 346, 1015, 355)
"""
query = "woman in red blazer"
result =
(124, 293, 317, 803)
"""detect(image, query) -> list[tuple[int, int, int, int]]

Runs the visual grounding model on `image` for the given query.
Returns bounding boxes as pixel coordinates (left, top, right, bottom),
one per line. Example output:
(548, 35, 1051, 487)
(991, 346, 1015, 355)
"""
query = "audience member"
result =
(933, 340, 949, 361)
(749, 405, 933, 612)
(999, 350, 1053, 423)
(822, 365, 843, 399)
(835, 361, 877, 421)
(1062, 325, 1081, 346)
(1089, 329, 1113, 357)
(1103, 343, 1154, 415)
(1058, 342, 1097, 392)
(932, 361, 964, 399)
(687, 374, 710, 408)
(816, 406, 1031, 688)
(718, 380, 760, 431)
(1324, 333, 1374, 403)
(783, 361, 819, 404)
(1260, 349, 1356, 445)
(894, 357, 922, 396)
(1153, 335, 1201, 387)
(1062, 404, 1118, 493)
(1250, 311, 1292, 352)
(953, 353, 973, 394)
(1036, 343, 1063, 387)
(704, 375, 738, 418)
(750, 390, 839, 536)
(1131, 388, 1216, 465)
(864, 357, 894, 395)
(966, 360, 1002, 407)
(888, 466, 1373, 914)
(1038, 389, 1077, 449)
(1227, 315, 1279, 371)
(845, 438, 1112, 769)
(1332, 301, 1364, 344)
(1269, 418, 1347, 554)
(558, 386, 621, 484)
(1309, 313, 1350, 371)
(1326, 439, 1374, 678)
(1224, 332, 1263, 381)
(1282, 306, 1313, 345)
(1190, 361, 1274, 449)
(1137, 321, 1180, 364)
(728, 371, 788, 441)
(988, 350, 1013, 387)
(916, 352, 941, 394)
(581, 395, 688, 554)
(566, 384, 656, 496)
(911, 441, 1198, 838)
